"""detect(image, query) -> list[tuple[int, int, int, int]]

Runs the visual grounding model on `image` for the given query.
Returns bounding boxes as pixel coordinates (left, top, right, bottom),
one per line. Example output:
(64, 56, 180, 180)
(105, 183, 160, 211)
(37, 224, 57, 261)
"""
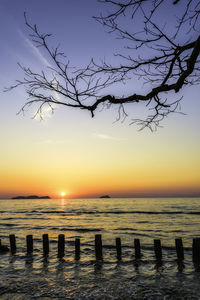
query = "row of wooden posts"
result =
(1, 234, 200, 263)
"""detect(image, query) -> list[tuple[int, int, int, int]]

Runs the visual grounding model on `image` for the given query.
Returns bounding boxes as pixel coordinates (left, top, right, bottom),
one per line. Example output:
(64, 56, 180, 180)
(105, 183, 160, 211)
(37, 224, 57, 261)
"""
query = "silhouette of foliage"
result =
(6, 0, 200, 130)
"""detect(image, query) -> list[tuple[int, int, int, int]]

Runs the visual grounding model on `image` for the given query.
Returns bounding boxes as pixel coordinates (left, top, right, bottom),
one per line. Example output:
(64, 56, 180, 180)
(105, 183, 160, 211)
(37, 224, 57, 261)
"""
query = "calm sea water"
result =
(0, 197, 200, 299)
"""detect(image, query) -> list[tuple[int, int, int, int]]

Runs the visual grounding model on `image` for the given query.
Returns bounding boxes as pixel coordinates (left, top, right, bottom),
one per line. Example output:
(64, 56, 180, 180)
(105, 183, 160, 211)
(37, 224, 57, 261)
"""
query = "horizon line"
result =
(1, 195, 200, 200)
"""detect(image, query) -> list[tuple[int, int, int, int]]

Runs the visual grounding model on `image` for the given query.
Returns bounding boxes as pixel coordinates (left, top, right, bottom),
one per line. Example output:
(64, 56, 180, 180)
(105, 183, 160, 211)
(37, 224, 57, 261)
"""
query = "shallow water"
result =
(0, 197, 200, 299)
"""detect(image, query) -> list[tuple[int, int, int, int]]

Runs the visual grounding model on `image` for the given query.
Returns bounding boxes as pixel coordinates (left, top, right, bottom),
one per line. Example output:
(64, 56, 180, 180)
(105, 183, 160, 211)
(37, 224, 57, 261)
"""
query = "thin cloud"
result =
(51, 78, 61, 101)
(92, 133, 125, 141)
(17, 29, 62, 119)
(17, 28, 51, 67)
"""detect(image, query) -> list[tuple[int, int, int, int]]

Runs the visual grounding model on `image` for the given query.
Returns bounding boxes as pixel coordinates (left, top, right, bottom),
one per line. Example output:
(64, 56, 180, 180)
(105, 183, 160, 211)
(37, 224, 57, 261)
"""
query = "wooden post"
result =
(154, 239, 162, 261)
(95, 234, 102, 260)
(116, 237, 122, 261)
(9, 234, 16, 254)
(58, 234, 65, 258)
(26, 235, 33, 254)
(75, 238, 80, 260)
(175, 238, 184, 261)
(192, 238, 200, 263)
(42, 234, 49, 256)
(134, 238, 141, 260)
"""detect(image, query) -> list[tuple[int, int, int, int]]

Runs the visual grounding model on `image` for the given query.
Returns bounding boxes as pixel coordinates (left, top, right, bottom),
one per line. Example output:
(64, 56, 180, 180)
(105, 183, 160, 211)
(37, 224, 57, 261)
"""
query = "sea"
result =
(0, 197, 200, 299)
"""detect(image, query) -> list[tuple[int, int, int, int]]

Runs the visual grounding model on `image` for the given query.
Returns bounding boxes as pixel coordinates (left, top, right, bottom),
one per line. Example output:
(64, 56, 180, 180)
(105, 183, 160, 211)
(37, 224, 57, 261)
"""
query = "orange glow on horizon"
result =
(0, 111, 199, 199)
(0, 168, 199, 199)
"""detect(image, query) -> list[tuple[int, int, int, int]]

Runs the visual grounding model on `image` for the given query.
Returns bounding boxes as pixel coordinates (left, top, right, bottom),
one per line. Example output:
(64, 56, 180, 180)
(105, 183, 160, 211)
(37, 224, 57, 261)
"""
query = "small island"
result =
(11, 195, 51, 199)
(99, 195, 110, 198)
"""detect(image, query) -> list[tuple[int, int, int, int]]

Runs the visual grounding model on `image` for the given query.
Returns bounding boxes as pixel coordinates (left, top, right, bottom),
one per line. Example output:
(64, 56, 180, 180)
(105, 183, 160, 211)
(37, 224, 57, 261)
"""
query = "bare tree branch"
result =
(5, 1, 200, 130)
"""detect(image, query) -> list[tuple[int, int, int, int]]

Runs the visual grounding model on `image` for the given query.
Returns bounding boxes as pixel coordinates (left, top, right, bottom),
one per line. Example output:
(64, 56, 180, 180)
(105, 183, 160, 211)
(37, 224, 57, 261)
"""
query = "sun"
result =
(60, 192, 66, 197)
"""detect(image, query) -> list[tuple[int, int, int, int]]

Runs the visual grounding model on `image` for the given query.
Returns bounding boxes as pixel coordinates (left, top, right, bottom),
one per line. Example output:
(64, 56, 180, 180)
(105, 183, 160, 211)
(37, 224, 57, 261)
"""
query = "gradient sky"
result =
(0, 0, 200, 199)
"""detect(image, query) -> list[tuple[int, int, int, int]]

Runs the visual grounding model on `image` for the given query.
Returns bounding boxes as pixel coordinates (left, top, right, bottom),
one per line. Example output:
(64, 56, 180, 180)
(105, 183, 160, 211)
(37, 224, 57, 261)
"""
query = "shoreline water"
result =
(0, 197, 200, 299)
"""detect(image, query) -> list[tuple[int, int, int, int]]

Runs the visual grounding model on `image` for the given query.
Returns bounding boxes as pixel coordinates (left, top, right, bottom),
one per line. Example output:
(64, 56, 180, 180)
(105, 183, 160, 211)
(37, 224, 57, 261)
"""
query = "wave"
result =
(1, 217, 49, 221)
(37, 210, 200, 215)
(1, 209, 200, 215)
(50, 227, 102, 233)
(0, 223, 16, 227)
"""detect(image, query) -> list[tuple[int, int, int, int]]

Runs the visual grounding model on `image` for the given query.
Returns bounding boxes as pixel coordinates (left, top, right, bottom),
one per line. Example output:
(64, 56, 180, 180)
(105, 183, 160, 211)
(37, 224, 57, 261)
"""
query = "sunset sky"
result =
(0, 0, 200, 199)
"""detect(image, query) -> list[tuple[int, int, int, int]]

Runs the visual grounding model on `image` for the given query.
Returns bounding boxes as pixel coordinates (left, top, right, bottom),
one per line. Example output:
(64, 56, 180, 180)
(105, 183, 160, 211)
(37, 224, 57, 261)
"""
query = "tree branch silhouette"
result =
(5, 0, 200, 130)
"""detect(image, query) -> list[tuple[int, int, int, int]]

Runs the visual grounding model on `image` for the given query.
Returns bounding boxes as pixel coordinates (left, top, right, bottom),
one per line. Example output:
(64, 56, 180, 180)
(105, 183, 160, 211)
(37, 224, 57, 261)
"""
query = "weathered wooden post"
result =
(116, 237, 122, 261)
(42, 234, 49, 256)
(134, 238, 141, 260)
(192, 238, 200, 263)
(154, 239, 162, 261)
(95, 234, 102, 260)
(75, 238, 80, 260)
(9, 234, 16, 254)
(26, 235, 33, 254)
(58, 234, 65, 258)
(175, 238, 184, 261)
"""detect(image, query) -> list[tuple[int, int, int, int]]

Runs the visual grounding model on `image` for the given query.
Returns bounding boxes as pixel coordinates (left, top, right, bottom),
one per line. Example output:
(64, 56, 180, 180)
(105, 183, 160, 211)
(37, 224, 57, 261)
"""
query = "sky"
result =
(0, 0, 200, 199)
